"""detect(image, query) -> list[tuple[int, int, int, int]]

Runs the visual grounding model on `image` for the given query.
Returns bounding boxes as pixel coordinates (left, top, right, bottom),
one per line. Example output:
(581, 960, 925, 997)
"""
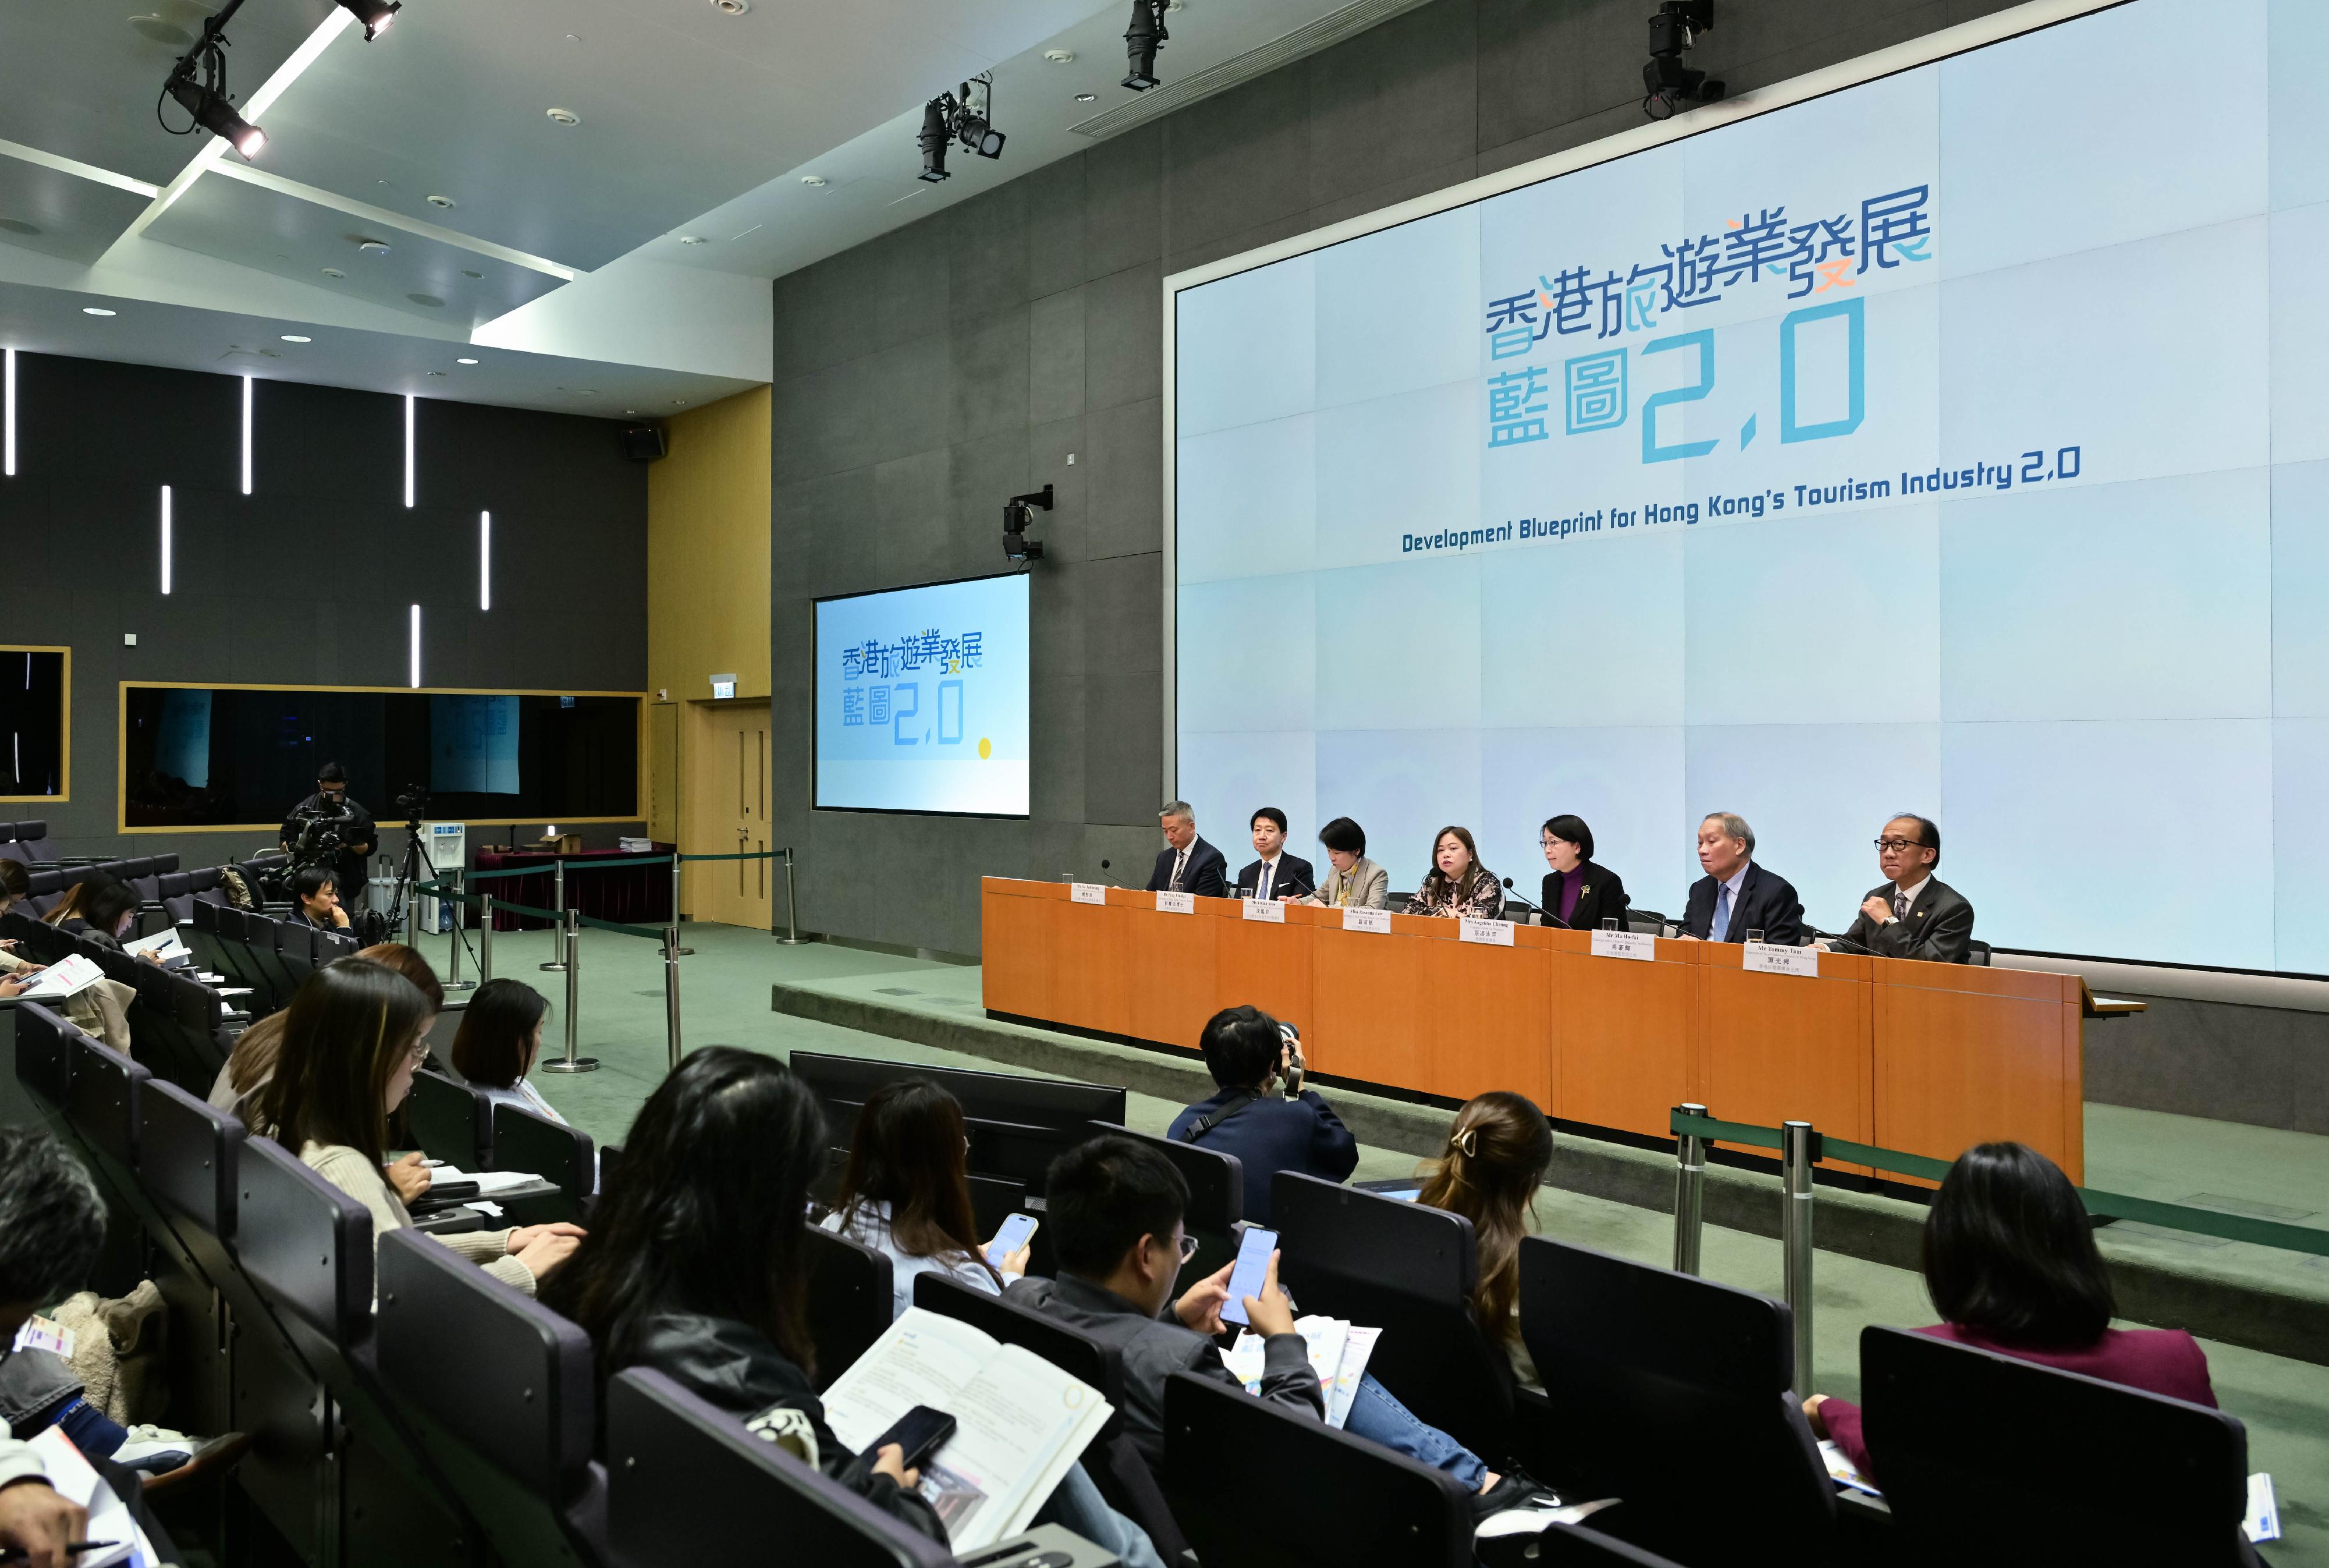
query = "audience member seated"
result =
(449, 978, 567, 1121)
(541, 1049, 1162, 1566)
(1803, 1140, 2217, 1475)
(540, 1048, 944, 1539)
(1007, 1135, 1547, 1518)
(283, 865, 352, 933)
(1416, 1093, 1553, 1391)
(822, 1078, 1031, 1318)
(49, 879, 137, 951)
(260, 961, 577, 1296)
(211, 943, 443, 1155)
(1404, 826, 1504, 920)
(1, 872, 137, 1052)
(1165, 1006, 1356, 1224)
(0, 858, 26, 918)
(0, 1128, 184, 1566)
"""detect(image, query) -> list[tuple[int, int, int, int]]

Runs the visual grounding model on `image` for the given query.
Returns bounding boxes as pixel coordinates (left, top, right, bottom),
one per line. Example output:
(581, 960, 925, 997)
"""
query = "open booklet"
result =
(819, 1306, 1114, 1553)
(16, 954, 105, 1000)
(29, 1426, 158, 1568)
(123, 928, 192, 969)
(1217, 1314, 1380, 1428)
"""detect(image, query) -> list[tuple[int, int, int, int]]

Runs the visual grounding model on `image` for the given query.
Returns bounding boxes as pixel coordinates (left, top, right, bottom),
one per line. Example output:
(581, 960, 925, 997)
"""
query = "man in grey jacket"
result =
(0, 1128, 105, 1566)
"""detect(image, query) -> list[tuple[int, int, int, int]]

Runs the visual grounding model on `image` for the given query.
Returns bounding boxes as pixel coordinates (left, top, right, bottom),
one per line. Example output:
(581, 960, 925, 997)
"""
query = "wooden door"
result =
(687, 700, 771, 930)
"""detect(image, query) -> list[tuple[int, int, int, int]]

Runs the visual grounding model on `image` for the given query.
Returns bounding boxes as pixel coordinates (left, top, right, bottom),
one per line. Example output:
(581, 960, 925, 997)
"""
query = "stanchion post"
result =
(663, 924, 684, 1071)
(1672, 1102, 1708, 1277)
(667, 853, 693, 956)
(442, 870, 476, 992)
(1781, 1119, 1817, 1391)
(776, 846, 806, 945)
(541, 908, 597, 1073)
(540, 858, 568, 972)
(405, 882, 420, 948)
(478, 893, 494, 983)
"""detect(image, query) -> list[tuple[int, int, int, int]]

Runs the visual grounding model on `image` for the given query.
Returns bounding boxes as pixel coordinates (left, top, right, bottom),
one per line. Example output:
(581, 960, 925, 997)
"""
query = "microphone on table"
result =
(1501, 876, 1558, 926)
(1810, 926, 1875, 955)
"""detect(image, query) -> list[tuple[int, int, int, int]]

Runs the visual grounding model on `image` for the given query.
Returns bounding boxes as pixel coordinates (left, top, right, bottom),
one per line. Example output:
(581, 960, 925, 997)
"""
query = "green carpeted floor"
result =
(412, 919, 2329, 1563)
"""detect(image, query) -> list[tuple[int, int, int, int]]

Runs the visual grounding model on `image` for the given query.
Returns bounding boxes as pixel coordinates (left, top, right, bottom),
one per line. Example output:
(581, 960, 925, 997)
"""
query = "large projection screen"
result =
(1171, 0, 2329, 974)
(815, 574, 1031, 817)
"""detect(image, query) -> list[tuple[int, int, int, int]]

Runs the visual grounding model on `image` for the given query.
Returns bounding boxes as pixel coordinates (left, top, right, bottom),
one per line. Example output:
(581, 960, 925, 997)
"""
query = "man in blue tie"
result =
(1679, 812, 1804, 944)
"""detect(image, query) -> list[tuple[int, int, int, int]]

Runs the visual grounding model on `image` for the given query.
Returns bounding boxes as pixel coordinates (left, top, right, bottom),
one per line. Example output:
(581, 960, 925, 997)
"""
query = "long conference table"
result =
(980, 877, 2087, 1185)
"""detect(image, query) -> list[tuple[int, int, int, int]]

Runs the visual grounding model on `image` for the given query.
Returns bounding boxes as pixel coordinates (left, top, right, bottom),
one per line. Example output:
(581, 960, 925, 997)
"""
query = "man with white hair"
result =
(1680, 812, 1804, 945)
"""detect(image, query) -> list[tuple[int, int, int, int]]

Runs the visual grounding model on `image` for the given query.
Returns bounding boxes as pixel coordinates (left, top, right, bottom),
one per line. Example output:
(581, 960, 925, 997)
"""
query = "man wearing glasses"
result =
(1833, 813, 1975, 964)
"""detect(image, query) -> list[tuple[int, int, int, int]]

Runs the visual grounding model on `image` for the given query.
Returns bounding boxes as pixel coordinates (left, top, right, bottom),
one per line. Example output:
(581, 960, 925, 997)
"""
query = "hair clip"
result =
(1450, 1127, 1478, 1157)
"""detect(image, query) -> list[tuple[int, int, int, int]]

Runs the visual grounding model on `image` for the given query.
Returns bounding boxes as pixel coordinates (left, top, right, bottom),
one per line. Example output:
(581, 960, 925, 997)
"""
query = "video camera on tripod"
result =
(284, 799, 358, 875)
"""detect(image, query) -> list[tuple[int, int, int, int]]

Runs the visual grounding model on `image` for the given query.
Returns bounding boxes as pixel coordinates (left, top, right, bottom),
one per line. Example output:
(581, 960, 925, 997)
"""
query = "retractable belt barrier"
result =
(1665, 1103, 2329, 1389)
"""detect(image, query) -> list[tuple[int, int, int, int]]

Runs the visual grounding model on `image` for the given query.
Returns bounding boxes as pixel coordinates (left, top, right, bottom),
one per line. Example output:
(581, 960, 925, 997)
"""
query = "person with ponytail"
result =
(1416, 1092, 1555, 1390)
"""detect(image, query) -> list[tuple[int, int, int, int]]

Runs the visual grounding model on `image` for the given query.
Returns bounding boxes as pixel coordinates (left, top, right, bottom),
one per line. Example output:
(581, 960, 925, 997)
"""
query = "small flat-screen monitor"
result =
(814, 574, 1029, 817)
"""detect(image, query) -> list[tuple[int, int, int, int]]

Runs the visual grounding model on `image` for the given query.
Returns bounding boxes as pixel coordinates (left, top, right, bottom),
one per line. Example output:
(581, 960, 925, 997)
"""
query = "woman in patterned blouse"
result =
(1406, 826, 1505, 919)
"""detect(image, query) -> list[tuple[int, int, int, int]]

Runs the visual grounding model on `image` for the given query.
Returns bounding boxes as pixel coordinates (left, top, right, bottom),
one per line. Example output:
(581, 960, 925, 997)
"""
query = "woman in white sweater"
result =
(257, 961, 582, 1297)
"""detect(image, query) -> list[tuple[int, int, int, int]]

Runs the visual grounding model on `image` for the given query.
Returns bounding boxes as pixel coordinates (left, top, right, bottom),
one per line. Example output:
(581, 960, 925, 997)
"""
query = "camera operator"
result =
(281, 763, 376, 912)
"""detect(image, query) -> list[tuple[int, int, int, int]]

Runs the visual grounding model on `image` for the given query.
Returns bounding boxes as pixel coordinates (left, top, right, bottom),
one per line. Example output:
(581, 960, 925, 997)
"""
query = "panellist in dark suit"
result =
(1234, 805, 1314, 900)
(1681, 812, 1805, 944)
(1146, 802, 1229, 898)
(1537, 813, 1629, 930)
(1835, 813, 1975, 964)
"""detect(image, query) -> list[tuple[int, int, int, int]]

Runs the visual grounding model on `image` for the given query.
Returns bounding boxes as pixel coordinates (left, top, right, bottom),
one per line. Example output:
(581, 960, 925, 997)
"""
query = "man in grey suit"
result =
(1835, 813, 1976, 964)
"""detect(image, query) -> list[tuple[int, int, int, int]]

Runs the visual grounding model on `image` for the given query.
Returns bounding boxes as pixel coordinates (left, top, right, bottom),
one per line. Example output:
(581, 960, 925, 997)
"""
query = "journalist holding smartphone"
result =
(1166, 1006, 1358, 1226)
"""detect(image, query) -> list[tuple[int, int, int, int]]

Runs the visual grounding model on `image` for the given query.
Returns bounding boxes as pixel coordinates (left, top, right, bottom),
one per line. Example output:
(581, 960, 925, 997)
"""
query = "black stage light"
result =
(336, 0, 400, 40)
(1123, 0, 1169, 91)
(954, 77, 1006, 160)
(919, 97, 952, 182)
(157, 0, 266, 159)
(164, 68, 265, 157)
(1643, 0, 1722, 120)
(1003, 483, 1053, 565)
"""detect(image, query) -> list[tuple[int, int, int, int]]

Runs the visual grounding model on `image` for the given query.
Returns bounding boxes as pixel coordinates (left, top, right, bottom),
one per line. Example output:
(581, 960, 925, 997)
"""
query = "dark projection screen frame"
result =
(0, 647, 69, 802)
(117, 682, 646, 833)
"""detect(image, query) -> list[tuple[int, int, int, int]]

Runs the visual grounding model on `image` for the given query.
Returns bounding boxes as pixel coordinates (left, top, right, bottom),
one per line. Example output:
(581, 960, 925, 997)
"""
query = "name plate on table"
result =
(1459, 918, 1514, 947)
(1241, 898, 1285, 923)
(1155, 891, 1196, 915)
(1343, 908, 1392, 935)
(1743, 941, 1820, 978)
(1591, 929, 1655, 962)
(1070, 882, 1107, 905)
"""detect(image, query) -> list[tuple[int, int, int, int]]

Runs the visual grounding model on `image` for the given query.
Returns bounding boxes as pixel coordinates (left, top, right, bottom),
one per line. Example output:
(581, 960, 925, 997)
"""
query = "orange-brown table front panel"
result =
(1695, 944, 1873, 1174)
(1550, 931, 1697, 1140)
(1411, 920, 1556, 1109)
(1872, 961, 2083, 1185)
(1120, 895, 1229, 1054)
(1307, 909, 1429, 1091)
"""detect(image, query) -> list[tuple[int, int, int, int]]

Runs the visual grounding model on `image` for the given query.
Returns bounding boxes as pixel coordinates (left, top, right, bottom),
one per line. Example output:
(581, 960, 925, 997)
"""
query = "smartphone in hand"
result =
(984, 1212, 1039, 1270)
(1219, 1226, 1279, 1328)
(868, 1404, 958, 1473)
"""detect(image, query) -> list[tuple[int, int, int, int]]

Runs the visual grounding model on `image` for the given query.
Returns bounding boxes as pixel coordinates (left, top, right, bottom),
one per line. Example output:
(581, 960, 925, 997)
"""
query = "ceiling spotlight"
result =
(918, 98, 951, 182)
(547, 107, 580, 125)
(1642, 1, 1723, 120)
(800, 174, 827, 187)
(1075, 93, 1096, 103)
(156, 3, 267, 158)
(281, 334, 311, 342)
(1123, 0, 1168, 91)
(334, 0, 399, 40)
(425, 193, 455, 208)
(83, 307, 118, 317)
(1003, 483, 1053, 565)
(1044, 49, 1074, 63)
(917, 75, 1006, 181)
(456, 356, 479, 364)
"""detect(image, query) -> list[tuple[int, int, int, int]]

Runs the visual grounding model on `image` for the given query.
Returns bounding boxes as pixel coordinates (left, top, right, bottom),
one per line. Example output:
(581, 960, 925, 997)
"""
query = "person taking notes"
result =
(1680, 813, 1804, 944)
(1832, 814, 1976, 964)
(1145, 801, 1228, 898)
(1537, 815, 1629, 931)
(1297, 816, 1388, 910)
(1234, 808, 1314, 901)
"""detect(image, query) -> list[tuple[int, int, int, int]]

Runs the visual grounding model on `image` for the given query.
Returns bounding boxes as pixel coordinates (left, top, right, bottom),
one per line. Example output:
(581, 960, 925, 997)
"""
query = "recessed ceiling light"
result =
(672, 399, 687, 406)
(547, 107, 580, 125)
(281, 334, 311, 342)
(407, 292, 445, 307)
(358, 239, 391, 255)
(1075, 92, 1096, 102)
(425, 194, 455, 208)
(0, 218, 40, 235)
(711, 0, 748, 12)
(426, 370, 445, 377)
(576, 389, 599, 397)
(128, 13, 194, 45)
(460, 268, 483, 279)
(799, 174, 827, 187)
(1045, 49, 1075, 63)
(625, 408, 638, 414)
(321, 267, 346, 278)
(83, 307, 117, 317)
(456, 357, 479, 365)
(677, 235, 707, 245)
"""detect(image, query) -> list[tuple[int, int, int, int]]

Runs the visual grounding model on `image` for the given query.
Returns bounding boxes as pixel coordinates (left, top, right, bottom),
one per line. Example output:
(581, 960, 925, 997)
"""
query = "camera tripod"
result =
(387, 806, 479, 990)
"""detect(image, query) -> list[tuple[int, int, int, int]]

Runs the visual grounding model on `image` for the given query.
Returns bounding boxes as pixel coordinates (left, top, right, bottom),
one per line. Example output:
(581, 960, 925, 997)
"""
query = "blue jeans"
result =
(1341, 1374, 1487, 1492)
(1035, 1459, 1165, 1568)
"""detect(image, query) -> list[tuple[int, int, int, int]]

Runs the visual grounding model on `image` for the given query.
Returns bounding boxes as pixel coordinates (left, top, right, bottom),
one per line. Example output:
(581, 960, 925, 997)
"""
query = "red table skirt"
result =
(473, 846, 674, 930)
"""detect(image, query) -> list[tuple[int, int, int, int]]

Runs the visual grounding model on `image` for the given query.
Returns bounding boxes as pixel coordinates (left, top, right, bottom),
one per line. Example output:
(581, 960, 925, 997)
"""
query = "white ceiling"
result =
(0, 0, 1378, 413)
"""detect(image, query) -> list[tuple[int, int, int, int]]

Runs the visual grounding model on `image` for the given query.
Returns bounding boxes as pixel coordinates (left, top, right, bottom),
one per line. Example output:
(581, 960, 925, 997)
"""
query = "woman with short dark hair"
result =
(1166, 1004, 1357, 1224)
(1537, 815, 1629, 932)
(824, 1079, 1028, 1318)
(1804, 1141, 2217, 1475)
(1405, 826, 1503, 919)
(1298, 816, 1386, 909)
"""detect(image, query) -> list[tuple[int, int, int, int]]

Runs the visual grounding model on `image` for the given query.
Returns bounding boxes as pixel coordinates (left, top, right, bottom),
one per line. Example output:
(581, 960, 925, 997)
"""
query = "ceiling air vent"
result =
(1068, 0, 1438, 141)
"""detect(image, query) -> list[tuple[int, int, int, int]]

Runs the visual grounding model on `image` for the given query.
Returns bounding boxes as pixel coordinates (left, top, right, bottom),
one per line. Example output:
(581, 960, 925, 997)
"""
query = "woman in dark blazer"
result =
(1538, 815, 1629, 931)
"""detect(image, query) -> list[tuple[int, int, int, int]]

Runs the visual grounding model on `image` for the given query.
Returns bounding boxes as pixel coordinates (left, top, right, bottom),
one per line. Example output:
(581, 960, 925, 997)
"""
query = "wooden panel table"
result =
(979, 877, 2085, 1183)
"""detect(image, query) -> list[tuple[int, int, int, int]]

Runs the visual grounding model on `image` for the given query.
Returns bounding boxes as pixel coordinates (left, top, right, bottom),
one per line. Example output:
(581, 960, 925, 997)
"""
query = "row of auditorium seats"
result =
(185, 898, 358, 1020)
(405, 1066, 602, 1226)
(0, 820, 65, 864)
(9, 1001, 1132, 1568)
(1, 905, 242, 1100)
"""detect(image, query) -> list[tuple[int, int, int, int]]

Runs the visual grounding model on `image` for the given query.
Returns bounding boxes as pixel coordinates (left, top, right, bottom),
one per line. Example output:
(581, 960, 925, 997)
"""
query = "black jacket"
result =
(1164, 1088, 1358, 1226)
(1538, 862, 1629, 932)
(1146, 837, 1229, 898)
(1004, 1274, 1322, 1474)
(1682, 862, 1805, 945)
(1840, 877, 1976, 965)
(1233, 854, 1315, 901)
(623, 1309, 947, 1544)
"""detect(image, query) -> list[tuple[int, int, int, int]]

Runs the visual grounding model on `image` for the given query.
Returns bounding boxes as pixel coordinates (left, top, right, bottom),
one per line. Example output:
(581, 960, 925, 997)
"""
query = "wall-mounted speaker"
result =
(621, 425, 667, 461)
